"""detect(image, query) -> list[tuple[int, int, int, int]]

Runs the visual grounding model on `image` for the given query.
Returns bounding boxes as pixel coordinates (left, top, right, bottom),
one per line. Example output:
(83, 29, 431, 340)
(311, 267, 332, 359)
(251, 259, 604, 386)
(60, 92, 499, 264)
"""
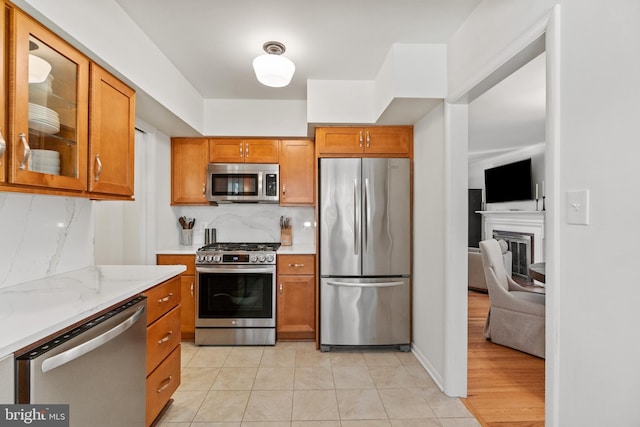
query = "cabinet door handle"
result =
(279, 282, 283, 295)
(190, 281, 194, 298)
(202, 183, 206, 196)
(157, 376, 173, 393)
(245, 144, 249, 158)
(239, 144, 243, 158)
(158, 331, 173, 344)
(0, 128, 6, 161)
(18, 133, 31, 170)
(288, 263, 305, 268)
(158, 293, 174, 303)
(359, 130, 363, 148)
(366, 131, 371, 148)
(94, 154, 103, 181)
(282, 185, 286, 197)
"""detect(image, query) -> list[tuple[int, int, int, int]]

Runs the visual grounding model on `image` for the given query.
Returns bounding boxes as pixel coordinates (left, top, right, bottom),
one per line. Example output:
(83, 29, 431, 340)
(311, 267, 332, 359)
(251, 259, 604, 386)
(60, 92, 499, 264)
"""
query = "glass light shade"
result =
(252, 54, 295, 87)
(28, 54, 52, 84)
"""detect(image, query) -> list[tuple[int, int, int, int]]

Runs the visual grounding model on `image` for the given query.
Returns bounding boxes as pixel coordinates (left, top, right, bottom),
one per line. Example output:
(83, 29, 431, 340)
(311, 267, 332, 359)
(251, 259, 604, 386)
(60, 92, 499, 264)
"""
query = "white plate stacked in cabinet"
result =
(28, 149, 60, 175)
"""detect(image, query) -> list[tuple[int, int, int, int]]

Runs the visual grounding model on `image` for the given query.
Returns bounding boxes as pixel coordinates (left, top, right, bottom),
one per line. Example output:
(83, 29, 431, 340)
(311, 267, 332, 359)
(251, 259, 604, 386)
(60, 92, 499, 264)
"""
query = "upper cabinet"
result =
(0, 3, 7, 184)
(315, 126, 413, 158)
(9, 8, 89, 192)
(279, 140, 315, 206)
(88, 63, 136, 199)
(0, 5, 135, 199)
(210, 138, 279, 163)
(171, 138, 209, 205)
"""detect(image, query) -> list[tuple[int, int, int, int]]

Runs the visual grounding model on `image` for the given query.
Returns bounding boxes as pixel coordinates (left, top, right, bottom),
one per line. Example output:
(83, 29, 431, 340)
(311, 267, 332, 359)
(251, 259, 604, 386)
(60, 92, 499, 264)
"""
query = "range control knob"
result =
(197, 255, 205, 263)
(258, 255, 266, 263)
(206, 255, 214, 262)
(212, 255, 222, 263)
(250, 255, 258, 263)
(266, 254, 275, 263)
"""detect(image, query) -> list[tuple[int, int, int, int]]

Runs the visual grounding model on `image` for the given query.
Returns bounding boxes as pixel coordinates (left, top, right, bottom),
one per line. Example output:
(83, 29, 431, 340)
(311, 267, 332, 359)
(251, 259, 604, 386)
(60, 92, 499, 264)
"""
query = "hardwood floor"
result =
(463, 290, 545, 426)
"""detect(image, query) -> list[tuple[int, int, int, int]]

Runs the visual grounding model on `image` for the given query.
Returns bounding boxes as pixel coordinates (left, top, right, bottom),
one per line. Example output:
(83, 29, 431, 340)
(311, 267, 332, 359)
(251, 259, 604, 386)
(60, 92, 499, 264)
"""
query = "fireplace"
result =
(493, 230, 534, 279)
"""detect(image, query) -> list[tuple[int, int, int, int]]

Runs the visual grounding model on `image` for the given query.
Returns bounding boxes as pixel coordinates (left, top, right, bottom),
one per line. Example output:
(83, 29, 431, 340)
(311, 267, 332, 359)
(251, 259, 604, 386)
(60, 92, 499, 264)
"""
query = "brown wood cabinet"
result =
(8, 8, 89, 192)
(144, 276, 182, 426)
(88, 63, 136, 198)
(277, 254, 316, 340)
(279, 140, 315, 206)
(156, 254, 196, 340)
(171, 138, 209, 205)
(315, 126, 412, 157)
(210, 138, 279, 163)
(0, 3, 7, 184)
(0, 5, 136, 200)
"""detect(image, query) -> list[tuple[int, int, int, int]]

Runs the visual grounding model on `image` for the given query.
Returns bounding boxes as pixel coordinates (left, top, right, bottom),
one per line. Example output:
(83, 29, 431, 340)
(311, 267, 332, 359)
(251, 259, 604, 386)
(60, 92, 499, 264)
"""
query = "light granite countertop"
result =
(0, 264, 186, 357)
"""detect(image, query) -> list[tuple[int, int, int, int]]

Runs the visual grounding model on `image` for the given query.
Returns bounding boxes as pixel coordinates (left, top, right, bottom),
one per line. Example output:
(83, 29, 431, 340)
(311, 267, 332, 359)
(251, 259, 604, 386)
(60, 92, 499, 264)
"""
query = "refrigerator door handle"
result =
(326, 280, 406, 288)
(364, 177, 370, 251)
(354, 178, 359, 256)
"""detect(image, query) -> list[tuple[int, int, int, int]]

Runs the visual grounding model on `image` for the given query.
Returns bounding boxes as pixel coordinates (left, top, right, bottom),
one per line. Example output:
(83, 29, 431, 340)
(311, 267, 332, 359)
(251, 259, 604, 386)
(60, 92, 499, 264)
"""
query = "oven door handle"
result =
(196, 266, 275, 274)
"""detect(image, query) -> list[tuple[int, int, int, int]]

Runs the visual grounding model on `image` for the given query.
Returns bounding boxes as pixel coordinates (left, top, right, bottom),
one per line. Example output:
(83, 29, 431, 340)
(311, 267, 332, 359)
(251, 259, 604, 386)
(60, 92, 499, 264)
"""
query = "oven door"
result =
(196, 265, 276, 328)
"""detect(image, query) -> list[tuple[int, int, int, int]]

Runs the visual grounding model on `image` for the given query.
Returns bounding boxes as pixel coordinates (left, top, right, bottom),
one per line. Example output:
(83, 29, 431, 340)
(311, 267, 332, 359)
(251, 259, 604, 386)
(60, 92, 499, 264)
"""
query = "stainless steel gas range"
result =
(195, 242, 280, 346)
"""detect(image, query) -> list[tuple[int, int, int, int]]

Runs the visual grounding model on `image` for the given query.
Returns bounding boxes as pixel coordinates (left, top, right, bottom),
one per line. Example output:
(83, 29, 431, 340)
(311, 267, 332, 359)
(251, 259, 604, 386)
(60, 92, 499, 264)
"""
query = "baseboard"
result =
(411, 343, 445, 392)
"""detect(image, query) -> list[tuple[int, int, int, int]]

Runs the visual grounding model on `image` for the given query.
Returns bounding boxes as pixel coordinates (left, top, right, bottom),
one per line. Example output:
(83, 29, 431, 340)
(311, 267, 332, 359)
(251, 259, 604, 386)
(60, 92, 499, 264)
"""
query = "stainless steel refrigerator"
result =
(319, 158, 411, 351)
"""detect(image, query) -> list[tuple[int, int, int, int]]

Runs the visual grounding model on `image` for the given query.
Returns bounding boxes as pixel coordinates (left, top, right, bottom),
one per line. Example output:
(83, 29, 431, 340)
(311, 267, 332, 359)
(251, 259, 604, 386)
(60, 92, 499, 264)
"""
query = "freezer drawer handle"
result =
(326, 280, 405, 288)
(157, 376, 173, 393)
(41, 305, 145, 373)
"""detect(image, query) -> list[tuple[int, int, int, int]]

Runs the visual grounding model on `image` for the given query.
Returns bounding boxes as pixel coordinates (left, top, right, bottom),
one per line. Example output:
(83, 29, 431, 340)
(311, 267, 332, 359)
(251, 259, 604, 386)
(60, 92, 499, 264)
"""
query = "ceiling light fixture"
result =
(252, 41, 295, 88)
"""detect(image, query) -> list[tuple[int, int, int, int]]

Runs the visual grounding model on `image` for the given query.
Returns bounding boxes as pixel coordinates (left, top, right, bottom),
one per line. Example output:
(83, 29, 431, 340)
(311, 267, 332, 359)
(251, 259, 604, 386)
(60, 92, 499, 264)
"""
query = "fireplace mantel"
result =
(478, 210, 545, 262)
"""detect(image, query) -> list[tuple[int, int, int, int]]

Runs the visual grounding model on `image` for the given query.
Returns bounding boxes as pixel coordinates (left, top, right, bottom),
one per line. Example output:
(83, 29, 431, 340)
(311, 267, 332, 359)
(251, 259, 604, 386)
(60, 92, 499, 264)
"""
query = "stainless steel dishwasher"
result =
(16, 296, 147, 427)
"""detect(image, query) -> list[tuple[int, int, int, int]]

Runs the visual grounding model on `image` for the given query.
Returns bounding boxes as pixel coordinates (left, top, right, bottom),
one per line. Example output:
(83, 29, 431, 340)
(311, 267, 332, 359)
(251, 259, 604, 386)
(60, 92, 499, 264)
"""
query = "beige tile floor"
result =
(156, 341, 480, 427)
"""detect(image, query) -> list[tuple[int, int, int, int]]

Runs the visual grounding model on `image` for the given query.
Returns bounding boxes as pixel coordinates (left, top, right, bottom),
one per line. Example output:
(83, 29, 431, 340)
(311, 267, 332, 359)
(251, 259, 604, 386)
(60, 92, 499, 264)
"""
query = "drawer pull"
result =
(279, 282, 283, 295)
(288, 263, 305, 267)
(158, 293, 174, 303)
(157, 376, 173, 393)
(158, 331, 173, 344)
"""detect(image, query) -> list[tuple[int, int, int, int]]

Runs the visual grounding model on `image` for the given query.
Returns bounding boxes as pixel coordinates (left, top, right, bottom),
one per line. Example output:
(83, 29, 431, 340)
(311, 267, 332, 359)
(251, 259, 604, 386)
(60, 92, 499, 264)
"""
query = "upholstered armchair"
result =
(479, 239, 546, 358)
(468, 240, 512, 292)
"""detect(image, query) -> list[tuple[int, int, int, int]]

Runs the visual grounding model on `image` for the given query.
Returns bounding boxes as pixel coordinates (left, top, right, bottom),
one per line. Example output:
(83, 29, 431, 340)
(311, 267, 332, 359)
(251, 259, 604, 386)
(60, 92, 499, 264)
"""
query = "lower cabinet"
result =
(156, 254, 196, 340)
(144, 275, 182, 426)
(276, 254, 316, 340)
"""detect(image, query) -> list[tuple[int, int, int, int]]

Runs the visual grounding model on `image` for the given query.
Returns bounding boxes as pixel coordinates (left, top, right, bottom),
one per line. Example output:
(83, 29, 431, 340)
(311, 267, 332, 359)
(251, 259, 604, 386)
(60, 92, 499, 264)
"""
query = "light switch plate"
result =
(567, 189, 590, 225)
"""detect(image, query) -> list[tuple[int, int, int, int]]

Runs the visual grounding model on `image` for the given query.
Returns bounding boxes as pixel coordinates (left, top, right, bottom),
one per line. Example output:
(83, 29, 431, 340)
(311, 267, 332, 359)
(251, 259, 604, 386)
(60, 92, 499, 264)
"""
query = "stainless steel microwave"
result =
(206, 163, 279, 203)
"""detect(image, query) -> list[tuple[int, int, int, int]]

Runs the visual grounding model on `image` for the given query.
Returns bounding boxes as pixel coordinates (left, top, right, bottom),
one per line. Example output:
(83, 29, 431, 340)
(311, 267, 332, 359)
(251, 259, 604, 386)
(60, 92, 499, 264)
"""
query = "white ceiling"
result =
(114, 0, 545, 152)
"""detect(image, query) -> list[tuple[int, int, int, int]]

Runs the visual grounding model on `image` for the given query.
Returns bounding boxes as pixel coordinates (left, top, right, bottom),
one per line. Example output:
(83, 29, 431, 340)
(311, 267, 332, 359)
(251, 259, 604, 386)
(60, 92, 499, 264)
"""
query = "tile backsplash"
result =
(169, 204, 315, 248)
(0, 193, 94, 289)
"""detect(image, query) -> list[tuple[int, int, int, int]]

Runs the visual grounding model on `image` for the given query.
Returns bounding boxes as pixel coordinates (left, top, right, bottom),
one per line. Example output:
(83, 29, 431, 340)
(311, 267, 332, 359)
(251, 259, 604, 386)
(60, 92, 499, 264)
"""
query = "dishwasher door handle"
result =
(41, 306, 145, 373)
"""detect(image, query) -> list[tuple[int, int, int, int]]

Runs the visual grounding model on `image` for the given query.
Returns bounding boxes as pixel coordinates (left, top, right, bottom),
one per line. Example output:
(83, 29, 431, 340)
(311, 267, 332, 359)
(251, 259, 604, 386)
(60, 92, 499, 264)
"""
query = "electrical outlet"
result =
(567, 190, 590, 225)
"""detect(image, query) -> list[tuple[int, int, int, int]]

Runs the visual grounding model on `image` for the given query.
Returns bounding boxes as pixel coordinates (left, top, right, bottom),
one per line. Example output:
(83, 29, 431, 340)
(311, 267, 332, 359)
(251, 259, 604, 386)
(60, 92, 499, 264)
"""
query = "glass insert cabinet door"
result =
(10, 10, 88, 191)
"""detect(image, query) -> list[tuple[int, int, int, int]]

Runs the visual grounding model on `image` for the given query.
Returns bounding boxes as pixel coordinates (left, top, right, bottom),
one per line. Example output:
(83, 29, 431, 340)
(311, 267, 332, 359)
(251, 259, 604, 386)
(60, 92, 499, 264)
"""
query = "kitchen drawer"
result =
(146, 305, 181, 375)
(157, 254, 196, 275)
(145, 276, 181, 325)
(278, 255, 315, 275)
(146, 345, 181, 426)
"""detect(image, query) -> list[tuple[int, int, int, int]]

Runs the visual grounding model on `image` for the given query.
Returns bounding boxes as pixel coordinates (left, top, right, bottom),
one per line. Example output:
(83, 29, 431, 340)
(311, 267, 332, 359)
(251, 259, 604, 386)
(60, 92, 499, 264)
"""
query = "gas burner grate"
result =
(197, 242, 281, 252)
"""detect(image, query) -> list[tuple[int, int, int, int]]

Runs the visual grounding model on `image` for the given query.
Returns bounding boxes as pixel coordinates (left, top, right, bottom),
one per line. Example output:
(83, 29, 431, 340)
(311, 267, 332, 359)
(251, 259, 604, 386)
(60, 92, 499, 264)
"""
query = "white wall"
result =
(412, 103, 446, 386)
(555, 1, 640, 425)
(450, 0, 640, 424)
(469, 144, 545, 211)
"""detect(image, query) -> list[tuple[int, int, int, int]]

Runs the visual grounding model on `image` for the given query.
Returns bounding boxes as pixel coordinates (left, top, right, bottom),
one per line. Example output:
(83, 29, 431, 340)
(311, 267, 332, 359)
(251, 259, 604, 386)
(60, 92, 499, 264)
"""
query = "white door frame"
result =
(444, 6, 561, 425)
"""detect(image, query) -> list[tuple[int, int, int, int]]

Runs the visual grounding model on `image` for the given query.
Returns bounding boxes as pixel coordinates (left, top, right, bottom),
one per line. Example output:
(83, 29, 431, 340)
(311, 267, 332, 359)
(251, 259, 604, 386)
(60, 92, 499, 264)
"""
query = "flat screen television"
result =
(484, 159, 533, 203)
